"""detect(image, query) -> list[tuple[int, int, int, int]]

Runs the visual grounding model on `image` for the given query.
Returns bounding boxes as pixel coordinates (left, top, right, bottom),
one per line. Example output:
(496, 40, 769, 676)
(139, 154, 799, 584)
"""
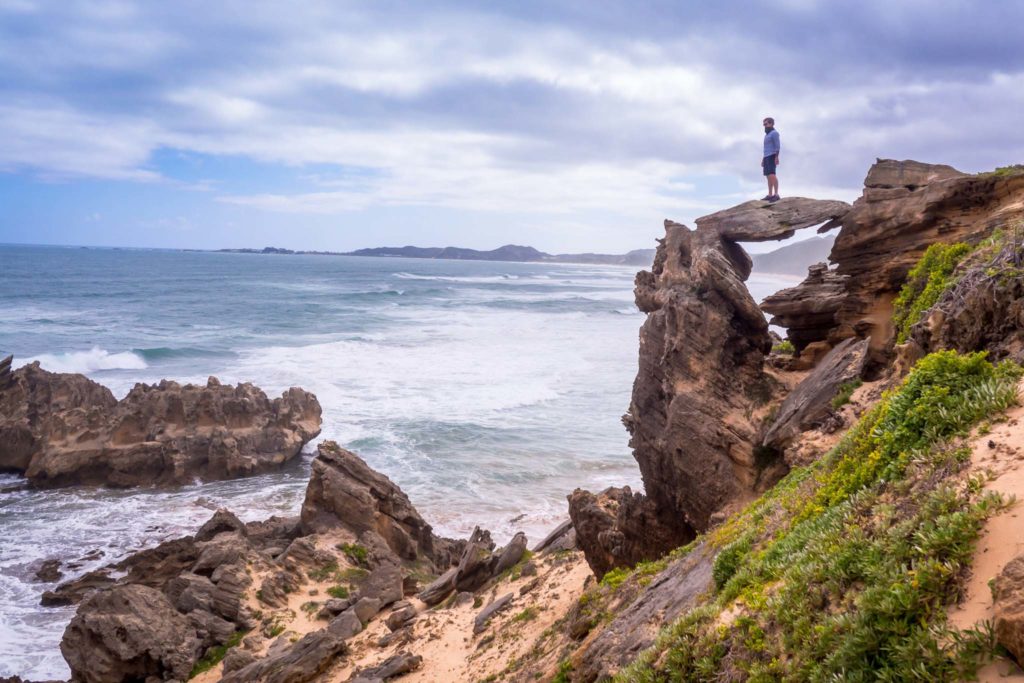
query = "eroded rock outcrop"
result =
(300, 441, 463, 570)
(0, 360, 322, 487)
(766, 160, 1024, 364)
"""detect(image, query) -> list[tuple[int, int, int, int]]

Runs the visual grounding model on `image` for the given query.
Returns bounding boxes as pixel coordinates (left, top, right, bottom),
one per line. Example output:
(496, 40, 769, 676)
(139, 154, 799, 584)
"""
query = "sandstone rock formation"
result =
(764, 160, 1024, 365)
(995, 554, 1024, 665)
(0, 360, 321, 487)
(568, 197, 852, 575)
(300, 441, 462, 570)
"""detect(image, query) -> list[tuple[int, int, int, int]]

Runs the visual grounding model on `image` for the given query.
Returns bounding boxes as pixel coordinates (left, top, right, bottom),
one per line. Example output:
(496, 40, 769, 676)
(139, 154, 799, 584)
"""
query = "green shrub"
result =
(600, 567, 630, 589)
(771, 339, 795, 355)
(616, 351, 1021, 683)
(892, 242, 974, 343)
(830, 378, 863, 409)
(553, 659, 574, 683)
(326, 585, 349, 599)
(336, 542, 369, 567)
(307, 560, 338, 582)
(189, 631, 246, 678)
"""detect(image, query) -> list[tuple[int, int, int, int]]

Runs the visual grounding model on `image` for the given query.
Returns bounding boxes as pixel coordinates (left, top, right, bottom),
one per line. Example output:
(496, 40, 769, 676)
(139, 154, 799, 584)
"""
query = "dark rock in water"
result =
(33, 559, 63, 583)
(568, 486, 691, 578)
(41, 569, 115, 606)
(760, 337, 869, 452)
(473, 593, 514, 634)
(0, 361, 322, 487)
(195, 508, 247, 542)
(220, 626, 349, 683)
(300, 441, 463, 569)
(60, 584, 202, 683)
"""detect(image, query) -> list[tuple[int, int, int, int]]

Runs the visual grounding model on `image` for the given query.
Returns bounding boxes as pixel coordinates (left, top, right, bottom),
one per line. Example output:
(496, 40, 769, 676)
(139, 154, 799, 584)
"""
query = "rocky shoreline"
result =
(6, 158, 1024, 681)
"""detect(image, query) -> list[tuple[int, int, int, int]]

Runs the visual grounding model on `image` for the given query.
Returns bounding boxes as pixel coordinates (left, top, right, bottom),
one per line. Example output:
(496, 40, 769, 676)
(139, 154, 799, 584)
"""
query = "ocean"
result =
(0, 244, 797, 678)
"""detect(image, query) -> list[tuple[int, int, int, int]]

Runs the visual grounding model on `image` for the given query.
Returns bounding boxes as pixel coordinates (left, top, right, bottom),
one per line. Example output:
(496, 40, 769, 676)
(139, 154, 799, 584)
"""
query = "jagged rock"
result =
(695, 197, 850, 242)
(258, 570, 298, 608)
(568, 486, 691, 578)
(193, 537, 248, 575)
(417, 567, 457, 606)
(533, 519, 577, 555)
(300, 441, 462, 569)
(520, 561, 538, 577)
(351, 596, 383, 625)
(826, 160, 1023, 361)
(386, 604, 417, 631)
(453, 527, 497, 592)
(0, 360, 117, 474)
(33, 558, 63, 583)
(761, 263, 849, 353)
(623, 217, 790, 542)
(319, 598, 352, 618)
(352, 652, 423, 680)
(357, 563, 403, 608)
(995, 555, 1024, 664)
(60, 584, 202, 683)
(492, 532, 528, 576)
(329, 610, 364, 640)
(575, 543, 715, 681)
(222, 647, 257, 673)
(473, 593, 514, 634)
(0, 361, 321, 487)
(195, 508, 247, 542)
(760, 338, 869, 452)
(220, 626, 349, 683)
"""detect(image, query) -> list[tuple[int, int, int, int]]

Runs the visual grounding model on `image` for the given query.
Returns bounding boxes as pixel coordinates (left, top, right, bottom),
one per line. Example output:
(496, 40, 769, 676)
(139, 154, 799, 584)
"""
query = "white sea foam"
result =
(21, 347, 149, 373)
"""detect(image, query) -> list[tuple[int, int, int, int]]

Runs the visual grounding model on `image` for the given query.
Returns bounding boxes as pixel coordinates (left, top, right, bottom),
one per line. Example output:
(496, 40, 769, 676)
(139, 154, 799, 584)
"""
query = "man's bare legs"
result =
(766, 173, 778, 198)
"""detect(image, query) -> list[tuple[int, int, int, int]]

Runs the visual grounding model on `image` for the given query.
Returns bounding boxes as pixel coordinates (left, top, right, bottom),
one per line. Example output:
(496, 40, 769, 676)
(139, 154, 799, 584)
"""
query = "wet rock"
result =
(195, 509, 247, 542)
(61, 584, 202, 683)
(568, 486, 691, 578)
(1, 363, 321, 487)
(474, 593, 514, 634)
(33, 559, 64, 583)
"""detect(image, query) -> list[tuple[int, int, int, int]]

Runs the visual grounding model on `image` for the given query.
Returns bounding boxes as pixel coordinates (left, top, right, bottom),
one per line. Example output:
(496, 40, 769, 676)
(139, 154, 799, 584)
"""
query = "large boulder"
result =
(300, 441, 461, 569)
(995, 555, 1024, 664)
(0, 362, 322, 487)
(220, 627, 349, 683)
(568, 486, 690, 578)
(60, 584, 202, 683)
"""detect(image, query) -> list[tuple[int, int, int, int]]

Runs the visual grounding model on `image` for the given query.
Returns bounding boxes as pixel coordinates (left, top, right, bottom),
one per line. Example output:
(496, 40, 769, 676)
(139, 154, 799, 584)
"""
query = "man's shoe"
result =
(768, 195, 780, 203)
(761, 194, 773, 201)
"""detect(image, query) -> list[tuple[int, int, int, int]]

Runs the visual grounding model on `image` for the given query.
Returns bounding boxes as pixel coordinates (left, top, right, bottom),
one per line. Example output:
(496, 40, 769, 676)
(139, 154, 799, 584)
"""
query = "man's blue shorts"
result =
(762, 155, 777, 176)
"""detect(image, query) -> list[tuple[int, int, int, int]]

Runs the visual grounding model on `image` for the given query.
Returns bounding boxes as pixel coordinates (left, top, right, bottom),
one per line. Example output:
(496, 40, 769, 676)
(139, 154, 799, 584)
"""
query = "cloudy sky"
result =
(1, 0, 1023, 253)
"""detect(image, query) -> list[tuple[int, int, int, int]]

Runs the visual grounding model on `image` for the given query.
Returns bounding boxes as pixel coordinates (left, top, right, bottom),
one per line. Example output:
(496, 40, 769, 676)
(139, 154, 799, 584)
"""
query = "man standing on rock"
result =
(762, 117, 781, 202)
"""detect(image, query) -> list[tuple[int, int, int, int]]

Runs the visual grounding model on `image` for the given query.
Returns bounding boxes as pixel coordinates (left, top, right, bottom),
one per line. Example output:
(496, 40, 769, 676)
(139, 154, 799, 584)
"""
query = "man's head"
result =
(763, 116, 775, 129)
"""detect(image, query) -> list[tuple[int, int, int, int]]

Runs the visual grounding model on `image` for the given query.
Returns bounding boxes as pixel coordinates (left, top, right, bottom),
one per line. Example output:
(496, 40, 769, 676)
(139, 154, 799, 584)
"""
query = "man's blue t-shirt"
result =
(764, 129, 780, 158)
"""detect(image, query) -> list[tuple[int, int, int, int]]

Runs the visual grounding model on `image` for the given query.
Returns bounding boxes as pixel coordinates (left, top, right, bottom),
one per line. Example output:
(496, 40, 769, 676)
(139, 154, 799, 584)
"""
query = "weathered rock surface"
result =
(695, 197, 850, 242)
(760, 337, 869, 452)
(568, 486, 691, 579)
(61, 584, 202, 683)
(300, 441, 462, 570)
(474, 593, 514, 634)
(769, 160, 1024, 362)
(0, 361, 322, 487)
(575, 543, 715, 682)
(220, 628, 349, 683)
(351, 652, 423, 681)
(532, 519, 577, 555)
(995, 555, 1024, 665)
(761, 263, 849, 353)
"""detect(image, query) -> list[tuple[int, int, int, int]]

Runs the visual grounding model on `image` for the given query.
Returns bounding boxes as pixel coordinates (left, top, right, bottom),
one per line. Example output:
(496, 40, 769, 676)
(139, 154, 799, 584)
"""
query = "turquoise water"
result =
(0, 244, 795, 678)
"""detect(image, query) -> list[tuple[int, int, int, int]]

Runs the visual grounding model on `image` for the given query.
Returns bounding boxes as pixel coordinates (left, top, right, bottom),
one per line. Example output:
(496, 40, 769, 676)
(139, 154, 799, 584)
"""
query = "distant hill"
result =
(218, 243, 657, 267)
(751, 235, 835, 276)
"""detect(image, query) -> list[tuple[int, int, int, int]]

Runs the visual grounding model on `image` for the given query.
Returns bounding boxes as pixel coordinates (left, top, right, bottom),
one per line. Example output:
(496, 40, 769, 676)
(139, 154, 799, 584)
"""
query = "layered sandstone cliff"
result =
(0, 358, 322, 487)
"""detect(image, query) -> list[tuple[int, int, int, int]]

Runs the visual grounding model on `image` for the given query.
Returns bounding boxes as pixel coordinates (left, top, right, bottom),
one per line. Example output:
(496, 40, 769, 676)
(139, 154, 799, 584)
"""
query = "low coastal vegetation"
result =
(614, 350, 1021, 682)
(189, 630, 246, 678)
(892, 242, 975, 343)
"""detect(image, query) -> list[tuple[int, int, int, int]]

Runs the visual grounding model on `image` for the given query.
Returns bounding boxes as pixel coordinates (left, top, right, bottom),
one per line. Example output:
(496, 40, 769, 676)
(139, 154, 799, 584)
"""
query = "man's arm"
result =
(774, 131, 781, 164)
